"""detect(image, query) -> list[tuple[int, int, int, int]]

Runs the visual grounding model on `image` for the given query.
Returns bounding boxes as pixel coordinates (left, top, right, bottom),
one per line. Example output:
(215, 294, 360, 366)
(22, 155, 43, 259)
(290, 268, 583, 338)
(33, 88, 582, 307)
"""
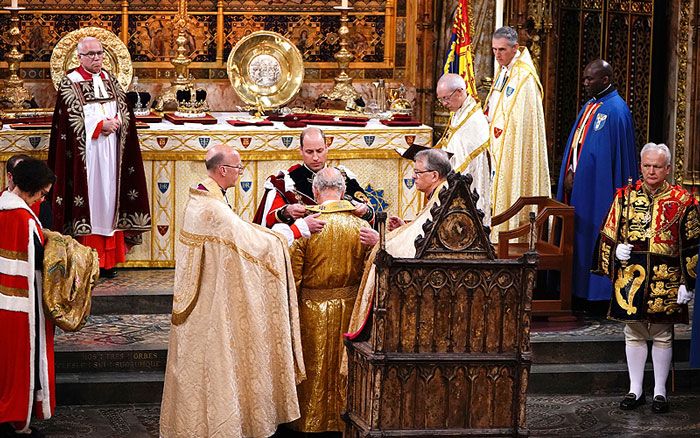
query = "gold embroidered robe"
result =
(486, 48, 551, 235)
(592, 180, 699, 323)
(160, 185, 305, 438)
(289, 200, 370, 432)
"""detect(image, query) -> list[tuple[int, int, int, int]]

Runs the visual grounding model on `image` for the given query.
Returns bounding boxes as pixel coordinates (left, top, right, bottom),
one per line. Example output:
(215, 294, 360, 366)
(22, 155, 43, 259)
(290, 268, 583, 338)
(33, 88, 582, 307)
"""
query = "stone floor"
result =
(36, 269, 699, 437)
(30, 395, 700, 437)
(54, 310, 693, 352)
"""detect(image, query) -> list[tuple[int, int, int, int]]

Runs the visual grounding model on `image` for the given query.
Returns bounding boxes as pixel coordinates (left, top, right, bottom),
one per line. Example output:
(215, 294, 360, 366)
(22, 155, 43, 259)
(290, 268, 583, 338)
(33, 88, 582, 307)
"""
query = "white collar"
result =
(0, 190, 39, 223)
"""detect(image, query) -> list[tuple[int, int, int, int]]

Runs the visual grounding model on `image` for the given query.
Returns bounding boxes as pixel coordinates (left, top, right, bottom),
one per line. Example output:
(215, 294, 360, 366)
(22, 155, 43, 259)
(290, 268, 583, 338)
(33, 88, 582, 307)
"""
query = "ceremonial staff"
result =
(621, 176, 634, 268)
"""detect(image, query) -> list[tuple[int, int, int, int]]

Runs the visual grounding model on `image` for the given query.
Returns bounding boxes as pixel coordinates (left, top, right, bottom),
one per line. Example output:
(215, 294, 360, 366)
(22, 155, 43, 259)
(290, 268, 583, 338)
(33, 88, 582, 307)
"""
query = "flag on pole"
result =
(443, 0, 478, 100)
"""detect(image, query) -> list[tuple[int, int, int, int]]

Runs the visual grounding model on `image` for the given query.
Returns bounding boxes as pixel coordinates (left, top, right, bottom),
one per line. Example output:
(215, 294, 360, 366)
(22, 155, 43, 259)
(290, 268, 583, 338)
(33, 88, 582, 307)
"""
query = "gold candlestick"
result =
(321, 6, 360, 104)
(154, 0, 194, 111)
(0, 6, 33, 109)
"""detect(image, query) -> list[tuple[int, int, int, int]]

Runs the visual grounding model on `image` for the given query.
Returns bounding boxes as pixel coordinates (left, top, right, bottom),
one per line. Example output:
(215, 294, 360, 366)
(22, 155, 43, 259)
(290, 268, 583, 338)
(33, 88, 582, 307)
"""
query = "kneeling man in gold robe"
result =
(289, 167, 371, 434)
(160, 145, 305, 438)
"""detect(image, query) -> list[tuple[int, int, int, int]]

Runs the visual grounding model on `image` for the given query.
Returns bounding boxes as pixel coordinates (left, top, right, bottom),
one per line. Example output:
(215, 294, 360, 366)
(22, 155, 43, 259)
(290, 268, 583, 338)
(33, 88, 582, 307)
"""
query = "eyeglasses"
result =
(412, 168, 435, 176)
(78, 51, 105, 59)
(221, 164, 244, 171)
(437, 88, 459, 103)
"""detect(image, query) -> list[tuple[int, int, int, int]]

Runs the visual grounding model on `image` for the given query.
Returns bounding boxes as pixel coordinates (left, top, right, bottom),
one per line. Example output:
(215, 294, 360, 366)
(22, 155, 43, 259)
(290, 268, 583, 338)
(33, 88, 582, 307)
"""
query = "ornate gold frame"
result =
(49, 27, 133, 91)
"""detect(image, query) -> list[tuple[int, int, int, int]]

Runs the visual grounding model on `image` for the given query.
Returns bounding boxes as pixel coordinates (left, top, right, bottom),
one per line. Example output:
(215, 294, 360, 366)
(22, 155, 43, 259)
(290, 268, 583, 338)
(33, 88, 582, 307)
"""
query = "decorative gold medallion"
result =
(50, 27, 133, 92)
(226, 31, 304, 108)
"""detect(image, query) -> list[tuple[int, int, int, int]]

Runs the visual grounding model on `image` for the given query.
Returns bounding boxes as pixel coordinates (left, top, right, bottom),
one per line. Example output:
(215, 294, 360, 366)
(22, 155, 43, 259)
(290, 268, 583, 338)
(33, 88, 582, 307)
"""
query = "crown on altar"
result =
(126, 77, 152, 117)
(175, 86, 209, 118)
(126, 91, 152, 117)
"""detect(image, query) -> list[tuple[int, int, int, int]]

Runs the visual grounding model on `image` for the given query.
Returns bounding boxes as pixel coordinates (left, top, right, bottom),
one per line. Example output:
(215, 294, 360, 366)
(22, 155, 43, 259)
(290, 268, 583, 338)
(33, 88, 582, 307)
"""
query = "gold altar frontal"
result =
(0, 113, 432, 267)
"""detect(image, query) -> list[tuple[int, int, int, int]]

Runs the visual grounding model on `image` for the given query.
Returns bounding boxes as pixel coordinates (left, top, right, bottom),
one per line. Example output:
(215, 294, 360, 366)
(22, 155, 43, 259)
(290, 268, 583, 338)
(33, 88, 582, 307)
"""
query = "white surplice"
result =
(67, 70, 120, 236)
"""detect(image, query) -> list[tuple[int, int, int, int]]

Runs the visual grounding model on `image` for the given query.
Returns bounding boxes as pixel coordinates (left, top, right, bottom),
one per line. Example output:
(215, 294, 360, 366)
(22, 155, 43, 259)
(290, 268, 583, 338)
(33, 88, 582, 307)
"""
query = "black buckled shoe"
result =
(651, 395, 669, 413)
(620, 392, 645, 410)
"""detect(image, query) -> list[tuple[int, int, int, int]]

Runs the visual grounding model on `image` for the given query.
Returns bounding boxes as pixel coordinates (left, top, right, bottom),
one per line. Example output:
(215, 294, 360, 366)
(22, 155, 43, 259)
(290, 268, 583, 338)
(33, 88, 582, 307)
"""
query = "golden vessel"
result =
(227, 31, 304, 109)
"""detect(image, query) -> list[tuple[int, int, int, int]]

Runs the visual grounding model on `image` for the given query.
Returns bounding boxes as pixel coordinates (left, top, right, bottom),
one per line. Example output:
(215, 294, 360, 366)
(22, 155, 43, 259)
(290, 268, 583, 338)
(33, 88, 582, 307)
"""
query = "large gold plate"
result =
(50, 27, 133, 92)
(227, 31, 304, 108)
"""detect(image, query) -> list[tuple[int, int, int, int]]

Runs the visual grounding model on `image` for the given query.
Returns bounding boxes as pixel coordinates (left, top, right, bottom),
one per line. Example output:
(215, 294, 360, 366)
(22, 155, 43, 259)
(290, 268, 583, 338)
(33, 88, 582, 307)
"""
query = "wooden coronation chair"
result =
(491, 196, 574, 317)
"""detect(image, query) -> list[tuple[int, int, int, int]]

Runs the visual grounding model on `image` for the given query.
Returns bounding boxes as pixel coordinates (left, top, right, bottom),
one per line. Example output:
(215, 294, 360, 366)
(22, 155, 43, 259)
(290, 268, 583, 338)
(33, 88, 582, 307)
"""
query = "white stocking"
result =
(652, 345, 672, 398)
(626, 345, 648, 398)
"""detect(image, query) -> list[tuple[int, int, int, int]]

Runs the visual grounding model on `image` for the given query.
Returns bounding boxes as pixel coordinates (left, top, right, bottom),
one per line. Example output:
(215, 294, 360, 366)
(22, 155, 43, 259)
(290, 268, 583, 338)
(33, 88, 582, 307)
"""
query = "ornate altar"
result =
(0, 116, 432, 267)
(345, 172, 536, 437)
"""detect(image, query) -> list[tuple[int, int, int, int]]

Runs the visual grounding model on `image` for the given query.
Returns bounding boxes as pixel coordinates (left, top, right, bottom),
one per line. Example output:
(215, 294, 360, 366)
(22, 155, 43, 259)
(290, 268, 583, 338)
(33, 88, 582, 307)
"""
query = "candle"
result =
(341, 0, 348, 7)
(11, 0, 18, 8)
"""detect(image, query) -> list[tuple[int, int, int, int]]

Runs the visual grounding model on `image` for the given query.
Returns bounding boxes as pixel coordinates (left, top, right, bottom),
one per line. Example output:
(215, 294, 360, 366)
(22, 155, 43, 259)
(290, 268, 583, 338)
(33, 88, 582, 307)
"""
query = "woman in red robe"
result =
(0, 158, 56, 437)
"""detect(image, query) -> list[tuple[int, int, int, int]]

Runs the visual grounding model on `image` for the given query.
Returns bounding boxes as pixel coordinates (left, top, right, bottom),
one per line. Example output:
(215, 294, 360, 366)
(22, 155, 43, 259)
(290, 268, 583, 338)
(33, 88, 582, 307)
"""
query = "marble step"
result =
(54, 364, 700, 405)
(532, 335, 693, 364)
(56, 371, 164, 405)
(55, 314, 694, 372)
(529, 362, 700, 395)
(55, 314, 170, 373)
(91, 269, 173, 315)
(53, 315, 700, 404)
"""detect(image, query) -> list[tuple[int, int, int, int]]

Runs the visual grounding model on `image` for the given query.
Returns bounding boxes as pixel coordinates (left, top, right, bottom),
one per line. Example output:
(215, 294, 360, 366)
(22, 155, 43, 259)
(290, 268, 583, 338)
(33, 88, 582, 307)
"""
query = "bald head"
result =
(205, 144, 235, 170)
(205, 144, 242, 189)
(437, 73, 466, 92)
(583, 59, 613, 97)
(586, 59, 613, 77)
(436, 73, 468, 111)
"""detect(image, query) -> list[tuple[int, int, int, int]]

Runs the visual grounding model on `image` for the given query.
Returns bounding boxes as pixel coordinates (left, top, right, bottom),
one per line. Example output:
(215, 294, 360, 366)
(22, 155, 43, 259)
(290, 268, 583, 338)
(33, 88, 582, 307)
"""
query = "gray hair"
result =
(415, 149, 452, 178)
(77, 37, 101, 54)
(493, 26, 519, 47)
(437, 73, 466, 92)
(640, 142, 671, 166)
(312, 167, 346, 194)
(204, 151, 225, 170)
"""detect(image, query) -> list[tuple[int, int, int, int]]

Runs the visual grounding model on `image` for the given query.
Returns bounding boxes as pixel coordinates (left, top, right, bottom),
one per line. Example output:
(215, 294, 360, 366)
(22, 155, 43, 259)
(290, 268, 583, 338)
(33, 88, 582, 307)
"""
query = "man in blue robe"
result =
(556, 59, 638, 314)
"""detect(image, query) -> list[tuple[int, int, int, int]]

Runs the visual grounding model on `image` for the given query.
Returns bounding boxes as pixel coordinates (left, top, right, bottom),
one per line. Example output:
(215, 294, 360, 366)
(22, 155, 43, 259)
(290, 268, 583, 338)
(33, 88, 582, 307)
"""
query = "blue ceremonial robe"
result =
(556, 89, 638, 301)
(691, 247, 700, 368)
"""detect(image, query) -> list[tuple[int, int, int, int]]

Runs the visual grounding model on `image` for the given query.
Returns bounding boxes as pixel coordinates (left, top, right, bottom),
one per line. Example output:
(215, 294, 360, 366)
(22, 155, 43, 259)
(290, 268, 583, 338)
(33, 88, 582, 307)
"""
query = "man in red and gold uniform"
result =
(592, 143, 699, 413)
(48, 36, 150, 278)
(253, 127, 373, 240)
